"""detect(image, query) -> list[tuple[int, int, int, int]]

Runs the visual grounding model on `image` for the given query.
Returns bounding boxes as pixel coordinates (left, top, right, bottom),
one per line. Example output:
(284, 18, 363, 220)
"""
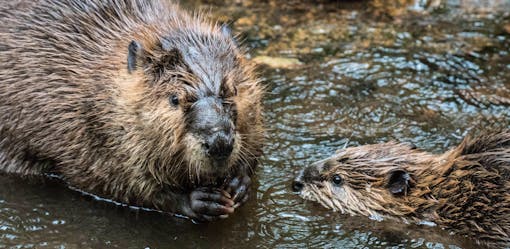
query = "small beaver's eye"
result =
(331, 174, 343, 185)
(169, 95, 179, 106)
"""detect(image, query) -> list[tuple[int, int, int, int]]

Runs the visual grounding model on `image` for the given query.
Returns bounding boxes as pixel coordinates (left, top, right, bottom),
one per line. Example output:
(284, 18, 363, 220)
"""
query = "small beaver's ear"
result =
(387, 170, 412, 196)
(127, 40, 143, 73)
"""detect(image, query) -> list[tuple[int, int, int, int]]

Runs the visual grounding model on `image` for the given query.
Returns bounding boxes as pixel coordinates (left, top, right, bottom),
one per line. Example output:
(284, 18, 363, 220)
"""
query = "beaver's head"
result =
(117, 23, 262, 185)
(293, 142, 434, 218)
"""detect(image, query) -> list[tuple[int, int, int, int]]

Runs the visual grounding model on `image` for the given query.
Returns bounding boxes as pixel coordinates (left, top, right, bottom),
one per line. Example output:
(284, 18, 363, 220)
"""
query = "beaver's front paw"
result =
(189, 187, 234, 222)
(225, 175, 251, 208)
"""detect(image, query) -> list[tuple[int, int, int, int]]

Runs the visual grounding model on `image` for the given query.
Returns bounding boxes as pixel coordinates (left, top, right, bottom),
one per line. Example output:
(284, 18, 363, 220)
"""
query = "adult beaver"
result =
(293, 131, 510, 248)
(0, 0, 264, 222)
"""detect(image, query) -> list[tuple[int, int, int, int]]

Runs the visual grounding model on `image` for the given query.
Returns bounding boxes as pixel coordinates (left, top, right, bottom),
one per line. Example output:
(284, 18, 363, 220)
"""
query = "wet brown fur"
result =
(0, 0, 264, 211)
(298, 131, 510, 248)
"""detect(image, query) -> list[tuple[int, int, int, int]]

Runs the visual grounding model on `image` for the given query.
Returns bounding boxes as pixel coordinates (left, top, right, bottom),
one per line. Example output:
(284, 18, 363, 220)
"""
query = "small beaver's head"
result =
(118, 22, 262, 185)
(293, 143, 434, 218)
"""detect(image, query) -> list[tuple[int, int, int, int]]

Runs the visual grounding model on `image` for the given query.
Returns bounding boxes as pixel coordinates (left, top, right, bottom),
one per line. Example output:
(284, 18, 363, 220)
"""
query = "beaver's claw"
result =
(189, 187, 234, 222)
(225, 175, 251, 208)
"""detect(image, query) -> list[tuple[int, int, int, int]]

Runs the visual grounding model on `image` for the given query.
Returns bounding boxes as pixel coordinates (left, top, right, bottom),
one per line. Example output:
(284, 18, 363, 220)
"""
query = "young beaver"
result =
(0, 0, 264, 222)
(293, 131, 510, 248)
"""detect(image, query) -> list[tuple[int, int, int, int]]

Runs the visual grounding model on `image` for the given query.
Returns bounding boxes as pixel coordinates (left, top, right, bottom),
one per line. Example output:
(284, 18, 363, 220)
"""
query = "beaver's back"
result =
(0, 0, 178, 174)
(0, 0, 176, 84)
(457, 130, 510, 179)
(0, 0, 265, 221)
(434, 131, 510, 246)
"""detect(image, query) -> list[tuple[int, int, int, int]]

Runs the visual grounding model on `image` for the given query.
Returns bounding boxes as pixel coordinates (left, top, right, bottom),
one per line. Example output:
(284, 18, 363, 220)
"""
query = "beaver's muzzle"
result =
(293, 160, 326, 192)
(292, 178, 304, 192)
(292, 168, 305, 192)
(189, 96, 235, 163)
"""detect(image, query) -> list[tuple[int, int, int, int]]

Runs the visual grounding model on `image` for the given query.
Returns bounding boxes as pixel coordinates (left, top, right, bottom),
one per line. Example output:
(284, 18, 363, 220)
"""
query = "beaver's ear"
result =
(127, 40, 143, 73)
(387, 170, 412, 196)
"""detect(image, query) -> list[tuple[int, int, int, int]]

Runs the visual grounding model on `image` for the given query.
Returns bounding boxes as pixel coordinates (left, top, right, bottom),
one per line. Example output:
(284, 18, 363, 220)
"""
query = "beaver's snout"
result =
(190, 96, 235, 162)
(292, 169, 304, 192)
(205, 131, 234, 161)
(292, 178, 304, 192)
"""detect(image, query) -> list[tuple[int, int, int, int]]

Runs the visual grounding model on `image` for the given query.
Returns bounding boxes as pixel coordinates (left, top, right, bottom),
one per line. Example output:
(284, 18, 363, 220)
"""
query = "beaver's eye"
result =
(331, 174, 343, 185)
(169, 95, 179, 106)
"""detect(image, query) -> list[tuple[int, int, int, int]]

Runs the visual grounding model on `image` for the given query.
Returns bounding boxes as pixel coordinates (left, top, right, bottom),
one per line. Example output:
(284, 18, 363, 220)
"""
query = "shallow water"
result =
(1, 0, 510, 248)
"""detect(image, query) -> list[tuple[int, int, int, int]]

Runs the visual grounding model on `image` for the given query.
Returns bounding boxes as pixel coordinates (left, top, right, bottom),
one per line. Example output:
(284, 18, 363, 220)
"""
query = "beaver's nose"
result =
(205, 132, 234, 161)
(293, 169, 305, 192)
(292, 180, 304, 192)
(190, 96, 236, 161)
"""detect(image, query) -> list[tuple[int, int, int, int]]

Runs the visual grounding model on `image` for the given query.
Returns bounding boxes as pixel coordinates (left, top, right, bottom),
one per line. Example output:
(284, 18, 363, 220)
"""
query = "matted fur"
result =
(0, 0, 264, 211)
(297, 131, 510, 248)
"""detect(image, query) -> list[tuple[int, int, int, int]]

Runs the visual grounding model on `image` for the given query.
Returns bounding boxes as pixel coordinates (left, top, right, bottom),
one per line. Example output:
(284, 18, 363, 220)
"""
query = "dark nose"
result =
(205, 132, 234, 161)
(292, 169, 305, 192)
(292, 179, 304, 192)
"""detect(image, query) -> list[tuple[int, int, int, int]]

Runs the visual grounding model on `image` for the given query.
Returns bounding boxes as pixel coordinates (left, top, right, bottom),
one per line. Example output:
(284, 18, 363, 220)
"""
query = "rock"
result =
(504, 24, 510, 34)
(252, 56, 303, 69)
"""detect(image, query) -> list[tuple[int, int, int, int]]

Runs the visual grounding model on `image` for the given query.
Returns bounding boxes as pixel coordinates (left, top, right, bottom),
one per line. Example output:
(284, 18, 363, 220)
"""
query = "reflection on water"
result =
(1, 0, 509, 248)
